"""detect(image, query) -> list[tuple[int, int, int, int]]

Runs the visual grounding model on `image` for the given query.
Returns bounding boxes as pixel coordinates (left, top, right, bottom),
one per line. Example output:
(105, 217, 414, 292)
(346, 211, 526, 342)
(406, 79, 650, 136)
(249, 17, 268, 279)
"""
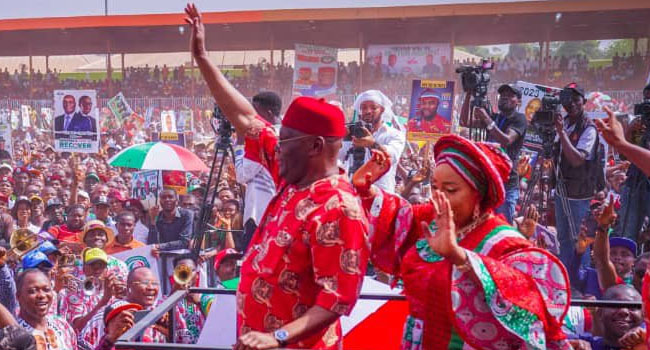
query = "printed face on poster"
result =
(292, 43, 338, 98)
(0, 110, 13, 157)
(131, 170, 162, 210)
(367, 43, 451, 78)
(406, 80, 455, 142)
(53, 90, 100, 153)
(161, 110, 177, 133)
(162, 170, 188, 195)
(515, 81, 562, 152)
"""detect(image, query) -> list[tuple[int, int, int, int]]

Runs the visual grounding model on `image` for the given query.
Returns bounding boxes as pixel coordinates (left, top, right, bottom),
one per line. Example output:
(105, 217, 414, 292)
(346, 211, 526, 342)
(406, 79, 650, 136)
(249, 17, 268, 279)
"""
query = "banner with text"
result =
(292, 43, 338, 98)
(367, 43, 451, 78)
(53, 90, 100, 153)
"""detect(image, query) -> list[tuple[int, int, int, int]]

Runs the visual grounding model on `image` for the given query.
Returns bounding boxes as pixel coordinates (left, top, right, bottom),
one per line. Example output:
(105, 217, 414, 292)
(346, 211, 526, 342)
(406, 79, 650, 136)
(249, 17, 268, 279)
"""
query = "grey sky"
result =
(1, 0, 541, 20)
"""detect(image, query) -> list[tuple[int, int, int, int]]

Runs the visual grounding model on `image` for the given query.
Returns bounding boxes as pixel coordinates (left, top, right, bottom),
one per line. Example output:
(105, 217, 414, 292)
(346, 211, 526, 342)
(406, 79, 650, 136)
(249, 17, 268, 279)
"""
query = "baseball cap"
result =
(45, 197, 63, 209)
(77, 190, 90, 200)
(37, 241, 59, 256)
(213, 248, 243, 271)
(92, 195, 110, 206)
(124, 199, 145, 213)
(610, 237, 637, 256)
(29, 195, 43, 204)
(104, 300, 143, 325)
(0, 164, 12, 173)
(497, 84, 522, 99)
(563, 82, 585, 98)
(14, 196, 30, 207)
(22, 250, 54, 270)
(108, 190, 126, 202)
(86, 173, 100, 183)
(83, 247, 108, 265)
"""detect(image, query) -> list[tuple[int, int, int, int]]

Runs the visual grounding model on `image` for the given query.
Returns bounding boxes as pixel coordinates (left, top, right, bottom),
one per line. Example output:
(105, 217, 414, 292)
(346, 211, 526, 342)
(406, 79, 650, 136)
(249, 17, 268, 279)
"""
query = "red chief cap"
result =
(0, 176, 13, 185)
(282, 97, 346, 137)
(13, 167, 28, 176)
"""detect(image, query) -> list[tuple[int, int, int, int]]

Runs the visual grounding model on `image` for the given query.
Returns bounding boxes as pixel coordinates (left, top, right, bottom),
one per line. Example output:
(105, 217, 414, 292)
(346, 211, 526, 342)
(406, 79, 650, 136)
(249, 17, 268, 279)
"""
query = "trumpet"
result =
(173, 264, 194, 287)
(61, 274, 103, 296)
(8, 229, 39, 260)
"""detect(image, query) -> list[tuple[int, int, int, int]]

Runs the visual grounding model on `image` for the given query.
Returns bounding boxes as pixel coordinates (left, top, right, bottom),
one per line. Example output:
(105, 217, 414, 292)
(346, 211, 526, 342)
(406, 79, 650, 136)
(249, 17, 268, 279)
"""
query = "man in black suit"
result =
(54, 94, 76, 133)
(68, 96, 97, 134)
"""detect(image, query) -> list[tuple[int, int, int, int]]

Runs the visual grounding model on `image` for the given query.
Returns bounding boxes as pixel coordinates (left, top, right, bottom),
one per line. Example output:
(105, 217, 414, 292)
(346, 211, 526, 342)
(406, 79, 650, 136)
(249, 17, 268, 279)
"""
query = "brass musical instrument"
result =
(173, 264, 194, 286)
(8, 229, 39, 260)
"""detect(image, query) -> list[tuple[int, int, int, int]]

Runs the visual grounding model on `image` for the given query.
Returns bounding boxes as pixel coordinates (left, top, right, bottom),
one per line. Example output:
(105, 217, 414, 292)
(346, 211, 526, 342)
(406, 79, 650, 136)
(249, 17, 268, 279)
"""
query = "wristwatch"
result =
(274, 329, 289, 347)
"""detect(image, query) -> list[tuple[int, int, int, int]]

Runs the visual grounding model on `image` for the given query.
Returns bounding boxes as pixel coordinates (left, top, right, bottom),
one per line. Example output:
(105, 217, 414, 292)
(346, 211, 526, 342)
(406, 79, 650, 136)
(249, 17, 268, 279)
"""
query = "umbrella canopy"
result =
(108, 142, 209, 172)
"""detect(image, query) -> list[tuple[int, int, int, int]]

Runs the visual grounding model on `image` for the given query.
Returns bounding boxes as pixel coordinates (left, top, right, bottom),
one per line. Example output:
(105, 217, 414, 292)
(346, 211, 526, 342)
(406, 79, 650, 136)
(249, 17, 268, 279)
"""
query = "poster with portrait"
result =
(20, 105, 31, 128)
(292, 43, 338, 98)
(40, 107, 53, 130)
(177, 108, 193, 133)
(52, 90, 100, 153)
(162, 170, 188, 195)
(0, 110, 13, 158)
(131, 170, 162, 210)
(366, 43, 451, 78)
(406, 80, 455, 142)
(161, 110, 177, 133)
(515, 81, 561, 152)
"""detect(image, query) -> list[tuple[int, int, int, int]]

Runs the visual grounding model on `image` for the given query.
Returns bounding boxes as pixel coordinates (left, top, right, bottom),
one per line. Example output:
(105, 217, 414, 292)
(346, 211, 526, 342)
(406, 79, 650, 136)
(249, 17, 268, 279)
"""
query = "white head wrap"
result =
(353, 90, 401, 129)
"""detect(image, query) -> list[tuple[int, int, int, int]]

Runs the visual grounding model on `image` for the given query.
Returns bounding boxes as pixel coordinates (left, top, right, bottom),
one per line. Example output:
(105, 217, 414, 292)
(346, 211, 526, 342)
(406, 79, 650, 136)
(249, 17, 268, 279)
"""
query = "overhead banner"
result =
(292, 43, 338, 98)
(367, 43, 451, 78)
(407, 80, 455, 142)
(131, 170, 162, 210)
(53, 90, 100, 153)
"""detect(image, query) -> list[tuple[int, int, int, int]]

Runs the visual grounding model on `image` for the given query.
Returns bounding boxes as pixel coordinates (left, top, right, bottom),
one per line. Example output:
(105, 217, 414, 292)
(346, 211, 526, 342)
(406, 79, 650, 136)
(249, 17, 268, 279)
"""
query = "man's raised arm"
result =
(185, 3, 257, 136)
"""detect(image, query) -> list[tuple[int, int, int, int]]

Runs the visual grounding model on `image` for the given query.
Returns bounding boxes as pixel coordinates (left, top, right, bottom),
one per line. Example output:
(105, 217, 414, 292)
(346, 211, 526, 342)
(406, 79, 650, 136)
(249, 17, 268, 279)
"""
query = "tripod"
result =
(190, 107, 237, 260)
(466, 93, 491, 142)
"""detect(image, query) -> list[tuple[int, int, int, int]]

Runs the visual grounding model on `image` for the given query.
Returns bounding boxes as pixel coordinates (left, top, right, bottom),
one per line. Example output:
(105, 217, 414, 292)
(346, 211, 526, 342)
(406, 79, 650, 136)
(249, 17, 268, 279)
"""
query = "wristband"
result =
(486, 121, 496, 131)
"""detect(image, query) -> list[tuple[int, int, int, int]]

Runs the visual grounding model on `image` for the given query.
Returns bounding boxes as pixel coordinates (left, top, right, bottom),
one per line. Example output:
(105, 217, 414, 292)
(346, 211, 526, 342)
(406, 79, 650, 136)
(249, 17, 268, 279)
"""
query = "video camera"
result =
(634, 100, 650, 127)
(456, 59, 493, 109)
(213, 105, 235, 147)
(531, 92, 565, 158)
(345, 121, 373, 141)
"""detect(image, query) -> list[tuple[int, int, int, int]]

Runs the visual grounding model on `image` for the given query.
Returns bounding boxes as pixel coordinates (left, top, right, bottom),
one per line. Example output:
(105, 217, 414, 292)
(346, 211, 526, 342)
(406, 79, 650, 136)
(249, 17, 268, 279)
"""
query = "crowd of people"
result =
(0, 3, 650, 350)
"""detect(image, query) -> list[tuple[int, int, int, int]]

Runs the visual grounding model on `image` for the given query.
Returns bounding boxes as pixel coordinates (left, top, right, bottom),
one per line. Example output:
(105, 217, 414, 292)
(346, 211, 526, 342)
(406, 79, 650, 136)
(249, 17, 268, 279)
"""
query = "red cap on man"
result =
(282, 97, 346, 137)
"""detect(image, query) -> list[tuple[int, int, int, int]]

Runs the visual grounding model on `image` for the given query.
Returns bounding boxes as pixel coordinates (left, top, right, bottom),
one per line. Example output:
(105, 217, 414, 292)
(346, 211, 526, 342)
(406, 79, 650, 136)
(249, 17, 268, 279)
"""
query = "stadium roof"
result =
(1, 0, 649, 56)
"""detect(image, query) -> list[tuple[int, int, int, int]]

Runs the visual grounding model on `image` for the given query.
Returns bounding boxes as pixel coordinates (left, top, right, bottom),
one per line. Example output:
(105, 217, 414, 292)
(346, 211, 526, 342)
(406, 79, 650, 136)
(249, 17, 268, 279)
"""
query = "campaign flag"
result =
(52, 90, 100, 153)
(367, 43, 451, 78)
(406, 80, 455, 142)
(292, 43, 338, 98)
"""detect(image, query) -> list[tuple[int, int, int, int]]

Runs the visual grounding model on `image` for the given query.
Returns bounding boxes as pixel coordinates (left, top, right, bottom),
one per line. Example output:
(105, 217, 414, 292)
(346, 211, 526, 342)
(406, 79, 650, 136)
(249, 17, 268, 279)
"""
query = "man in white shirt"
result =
(339, 90, 406, 192)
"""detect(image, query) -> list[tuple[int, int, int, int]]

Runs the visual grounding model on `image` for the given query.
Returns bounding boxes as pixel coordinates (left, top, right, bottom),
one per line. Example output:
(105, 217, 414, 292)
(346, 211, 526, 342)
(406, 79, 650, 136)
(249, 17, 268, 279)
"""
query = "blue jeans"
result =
(495, 186, 519, 224)
(614, 175, 650, 241)
(555, 195, 591, 270)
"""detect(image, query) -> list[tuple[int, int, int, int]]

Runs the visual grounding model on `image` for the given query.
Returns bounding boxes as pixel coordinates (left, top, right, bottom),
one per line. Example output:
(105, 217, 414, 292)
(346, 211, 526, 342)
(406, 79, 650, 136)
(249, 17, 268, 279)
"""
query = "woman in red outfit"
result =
(354, 134, 571, 350)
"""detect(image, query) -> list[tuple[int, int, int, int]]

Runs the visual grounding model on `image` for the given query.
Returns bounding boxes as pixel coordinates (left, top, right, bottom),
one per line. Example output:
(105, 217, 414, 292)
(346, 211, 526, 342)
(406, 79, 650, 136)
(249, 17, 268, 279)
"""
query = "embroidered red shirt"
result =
(237, 174, 369, 349)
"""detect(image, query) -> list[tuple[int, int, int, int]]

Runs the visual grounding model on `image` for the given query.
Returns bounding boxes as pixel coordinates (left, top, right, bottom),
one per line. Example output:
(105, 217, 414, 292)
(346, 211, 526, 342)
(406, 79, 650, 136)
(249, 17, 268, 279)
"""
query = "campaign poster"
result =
(0, 110, 12, 157)
(152, 132, 186, 147)
(366, 43, 451, 78)
(292, 43, 338, 98)
(112, 245, 161, 297)
(162, 170, 188, 195)
(107, 92, 134, 122)
(161, 110, 177, 132)
(40, 107, 53, 130)
(515, 81, 561, 152)
(131, 170, 162, 210)
(20, 105, 31, 128)
(177, 109, 193, 133)
(10, 110, 19, 129)
(406, 80, 455, 142)
(144, 107, 154, 128)
(52, 90, 100, 153)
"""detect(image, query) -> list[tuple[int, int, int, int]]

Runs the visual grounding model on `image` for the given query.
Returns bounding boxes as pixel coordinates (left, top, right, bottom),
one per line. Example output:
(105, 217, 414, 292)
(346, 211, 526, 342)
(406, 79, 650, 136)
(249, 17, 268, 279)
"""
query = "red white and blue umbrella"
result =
(108, 142, 209, 172)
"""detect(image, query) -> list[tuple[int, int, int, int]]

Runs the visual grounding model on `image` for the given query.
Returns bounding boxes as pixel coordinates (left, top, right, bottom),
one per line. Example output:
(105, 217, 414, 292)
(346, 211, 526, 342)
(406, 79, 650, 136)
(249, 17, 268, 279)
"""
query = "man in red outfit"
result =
(407, 89, 449, 133)
(185, 4, 370, 349)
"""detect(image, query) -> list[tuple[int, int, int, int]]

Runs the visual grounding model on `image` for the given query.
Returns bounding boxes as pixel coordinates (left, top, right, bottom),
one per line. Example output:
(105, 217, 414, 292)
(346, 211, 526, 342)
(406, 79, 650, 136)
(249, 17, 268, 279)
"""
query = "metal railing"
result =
(115, 287, 642, 350)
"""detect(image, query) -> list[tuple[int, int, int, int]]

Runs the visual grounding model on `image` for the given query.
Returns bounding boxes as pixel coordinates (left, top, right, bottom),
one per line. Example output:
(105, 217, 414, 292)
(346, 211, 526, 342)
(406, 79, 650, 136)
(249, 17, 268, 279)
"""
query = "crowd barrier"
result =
(115, 286, 642, 350)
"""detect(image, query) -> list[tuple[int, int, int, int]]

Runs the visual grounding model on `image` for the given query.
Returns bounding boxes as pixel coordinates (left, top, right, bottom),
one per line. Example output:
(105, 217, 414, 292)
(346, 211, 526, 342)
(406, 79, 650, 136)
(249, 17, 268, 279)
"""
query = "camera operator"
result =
(553, 83, 602, 269)
(460, 84, 527, 224)
(339, 90, 406, 192)
(606, 84, 650, 242)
